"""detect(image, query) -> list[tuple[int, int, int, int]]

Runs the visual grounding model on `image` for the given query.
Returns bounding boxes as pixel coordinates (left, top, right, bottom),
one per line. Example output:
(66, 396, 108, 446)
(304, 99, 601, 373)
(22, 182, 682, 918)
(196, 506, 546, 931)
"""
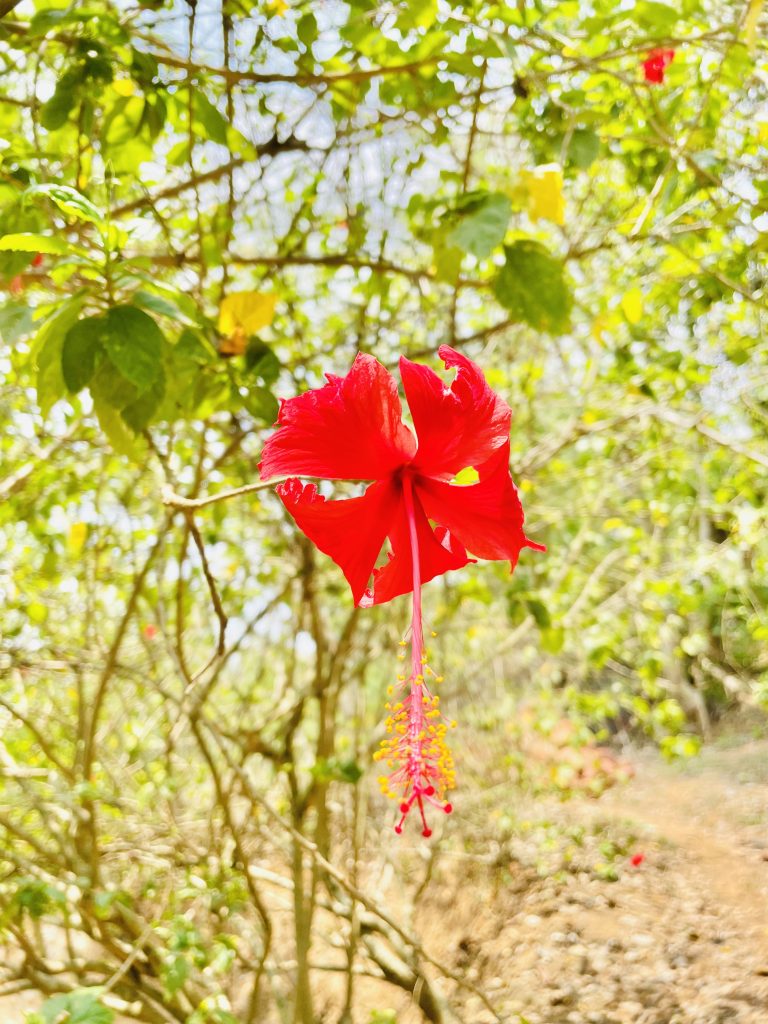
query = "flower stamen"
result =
(374, 475, 455, 836)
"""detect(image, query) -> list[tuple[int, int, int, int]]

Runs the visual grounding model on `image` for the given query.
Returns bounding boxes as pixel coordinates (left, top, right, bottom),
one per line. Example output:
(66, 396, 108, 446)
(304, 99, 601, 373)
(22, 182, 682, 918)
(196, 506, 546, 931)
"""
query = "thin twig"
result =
(162, 478, 287, 510)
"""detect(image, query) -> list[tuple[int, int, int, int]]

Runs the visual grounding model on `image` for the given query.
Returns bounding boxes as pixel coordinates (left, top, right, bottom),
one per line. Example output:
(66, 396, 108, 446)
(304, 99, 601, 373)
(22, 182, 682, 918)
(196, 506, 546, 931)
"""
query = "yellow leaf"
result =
(219, 291, 277, 337)
(525, 164, 565, 225)
(620, 287, 643, 324)
(219, 292, 277, 357)
(112, 79, 135, 97)
(659, 250, 699, 278)
(67, 521, 88, 554)
(592, 314, 609, 344)
(745, 0, 764, 54)
(452, 466, 479, 486)
(28, 601, 48, 624)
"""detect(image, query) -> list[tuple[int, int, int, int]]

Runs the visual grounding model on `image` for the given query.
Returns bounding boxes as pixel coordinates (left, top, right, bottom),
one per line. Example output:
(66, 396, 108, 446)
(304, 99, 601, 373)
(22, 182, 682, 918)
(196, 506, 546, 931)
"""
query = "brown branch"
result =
(162, 478, 286, 511)
(141, 250, 491, 291)
(184, 512, 228, 662)
(0, 428, 77, 502)
(111, 139, 308, 219)
(213, 727, 505, 1024)
(0, 695, 73, 779)
(81, 523, 167, 780)
(134, 44, 439, 88)
(112, 158, 245, 217)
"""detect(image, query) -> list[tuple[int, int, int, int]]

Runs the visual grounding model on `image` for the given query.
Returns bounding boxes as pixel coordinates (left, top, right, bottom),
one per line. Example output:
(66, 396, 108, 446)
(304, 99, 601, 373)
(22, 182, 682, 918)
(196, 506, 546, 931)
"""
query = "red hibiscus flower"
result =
(642, 48, 675, 84)
(260, 345, 545, 835)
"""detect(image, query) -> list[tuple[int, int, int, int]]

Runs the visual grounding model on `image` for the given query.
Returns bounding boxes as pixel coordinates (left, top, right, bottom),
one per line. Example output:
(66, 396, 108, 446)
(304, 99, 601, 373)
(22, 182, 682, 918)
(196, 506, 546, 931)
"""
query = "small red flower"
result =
(31, 252, 44, 268)
(9, 274, 24, 295)
(143, 624, 158, 640)
(642, 48, 675, 84)
(630, 852, 646, 867)
(260, 346, 545, 835)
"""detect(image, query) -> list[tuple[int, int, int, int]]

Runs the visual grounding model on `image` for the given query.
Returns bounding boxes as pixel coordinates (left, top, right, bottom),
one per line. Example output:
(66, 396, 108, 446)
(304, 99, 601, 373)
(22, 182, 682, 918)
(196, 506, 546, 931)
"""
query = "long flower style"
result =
(259, 346, 544, 836)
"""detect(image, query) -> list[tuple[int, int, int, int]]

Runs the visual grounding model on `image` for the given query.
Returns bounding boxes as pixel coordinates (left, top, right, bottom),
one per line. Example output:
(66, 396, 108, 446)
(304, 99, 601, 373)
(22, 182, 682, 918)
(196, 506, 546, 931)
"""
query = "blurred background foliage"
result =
(0, 0, 767, 1021)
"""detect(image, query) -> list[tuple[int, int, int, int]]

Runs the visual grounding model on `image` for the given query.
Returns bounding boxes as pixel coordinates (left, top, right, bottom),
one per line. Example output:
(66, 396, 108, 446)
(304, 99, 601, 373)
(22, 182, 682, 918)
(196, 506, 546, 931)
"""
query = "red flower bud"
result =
(642, 48, 675, 84)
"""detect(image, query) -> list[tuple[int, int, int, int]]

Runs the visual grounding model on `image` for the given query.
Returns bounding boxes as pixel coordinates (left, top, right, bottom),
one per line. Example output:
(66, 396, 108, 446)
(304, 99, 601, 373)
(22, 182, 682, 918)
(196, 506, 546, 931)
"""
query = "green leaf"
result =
(540, 626, 565, 654)
(243, 385, 278, 423)
(245, 339, 280, 385)
(35, 297, 87, 416)
(431, 231, 463, 282)
(0, 302, 33, 342)
(27, 184, 104, 225)
(121, 371, 166, 431)
(40, 989, 113, 1024)
(494, 240, 572, 333)
(132, 289, 185, 321)
(567, 129, 600, 170)
(0, 233, 69, 255)
(446, 192, 512, 259)
(93, 395, 138, 458)
(527, 598, 551, 630)
(62, 318, 104, 392)
(40, 69, 82, 130)
(90, 359, 138, 410)
(633, 0, 680, 30)
(193, 92, 228, 145)
(100, 306, 165, 392)
(164, 953, 190, 995)
(297, 12, 318, 47)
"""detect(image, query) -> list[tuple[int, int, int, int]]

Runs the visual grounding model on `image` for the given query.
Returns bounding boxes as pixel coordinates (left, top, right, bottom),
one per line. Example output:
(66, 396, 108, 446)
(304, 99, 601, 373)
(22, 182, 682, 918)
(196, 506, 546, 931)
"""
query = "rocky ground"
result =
(406, 736, 768, 1024)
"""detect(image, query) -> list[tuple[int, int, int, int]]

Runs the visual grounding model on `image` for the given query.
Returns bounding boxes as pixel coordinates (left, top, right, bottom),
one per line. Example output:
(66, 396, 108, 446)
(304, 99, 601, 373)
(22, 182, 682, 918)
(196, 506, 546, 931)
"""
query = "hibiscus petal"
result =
(261, 354, 416, 482)
(277, 477, 401, 606)
(416, 449, 546, 567)
(362, 488, 470, 607)
(400, 345, 512, 481)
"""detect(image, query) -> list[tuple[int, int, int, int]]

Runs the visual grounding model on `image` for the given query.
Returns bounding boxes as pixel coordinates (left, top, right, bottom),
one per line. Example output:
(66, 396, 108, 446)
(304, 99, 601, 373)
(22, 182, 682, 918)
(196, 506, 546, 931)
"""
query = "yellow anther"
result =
(431, 630, 437, 637)
(397, 674, 405, 681)
(398, 640, 407, 647)
(435, 676, 444, 683)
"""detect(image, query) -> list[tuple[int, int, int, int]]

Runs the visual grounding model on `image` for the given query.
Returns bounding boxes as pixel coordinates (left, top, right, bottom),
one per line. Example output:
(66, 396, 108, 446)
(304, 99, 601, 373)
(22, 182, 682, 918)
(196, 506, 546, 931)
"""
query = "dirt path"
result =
(468, 738, 768, 1024)
(600, 740, 768, 966)
(396, 738, 768, 1024)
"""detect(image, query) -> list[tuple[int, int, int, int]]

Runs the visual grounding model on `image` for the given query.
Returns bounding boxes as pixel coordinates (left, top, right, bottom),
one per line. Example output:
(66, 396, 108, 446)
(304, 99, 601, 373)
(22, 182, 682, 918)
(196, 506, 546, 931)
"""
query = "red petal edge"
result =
(416, 447, 546, 567)
(400, 345, 512, 481)
(276, 477, 401, 606)
(260, 353, 416, 482)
